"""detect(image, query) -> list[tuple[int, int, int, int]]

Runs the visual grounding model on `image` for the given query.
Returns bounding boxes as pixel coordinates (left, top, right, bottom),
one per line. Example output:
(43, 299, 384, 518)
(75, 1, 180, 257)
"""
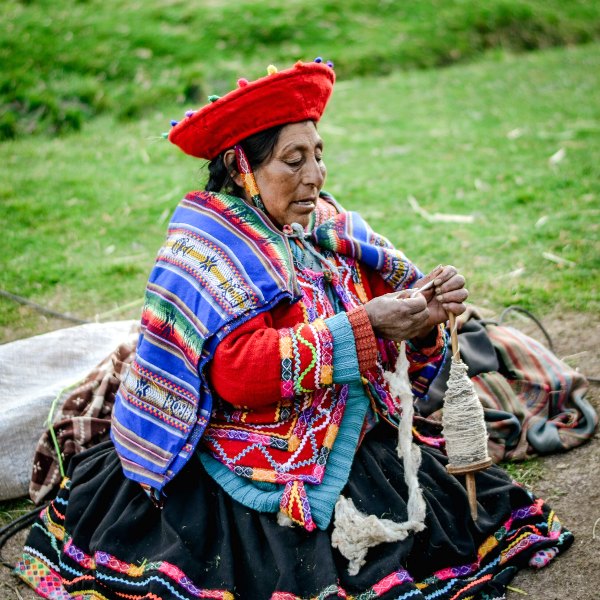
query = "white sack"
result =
(0, 320, 137, 501)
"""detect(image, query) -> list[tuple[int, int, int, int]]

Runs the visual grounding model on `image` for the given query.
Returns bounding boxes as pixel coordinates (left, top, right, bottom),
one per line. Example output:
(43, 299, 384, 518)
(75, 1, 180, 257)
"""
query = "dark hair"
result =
(205, 124, 284, 196)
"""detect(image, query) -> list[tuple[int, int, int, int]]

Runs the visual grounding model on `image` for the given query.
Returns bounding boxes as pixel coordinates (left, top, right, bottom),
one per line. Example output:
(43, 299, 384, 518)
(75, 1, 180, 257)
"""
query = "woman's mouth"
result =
(293, 199, 316, 208)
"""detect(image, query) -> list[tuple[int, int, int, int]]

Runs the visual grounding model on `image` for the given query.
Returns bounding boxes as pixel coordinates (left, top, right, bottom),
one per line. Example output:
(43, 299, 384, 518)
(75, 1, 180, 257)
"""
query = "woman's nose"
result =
(303, 156, 326, 188)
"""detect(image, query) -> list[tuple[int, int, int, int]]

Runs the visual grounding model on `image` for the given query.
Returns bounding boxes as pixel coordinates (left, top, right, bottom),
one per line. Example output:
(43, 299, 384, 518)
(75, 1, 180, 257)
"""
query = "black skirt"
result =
(16, 423, 572, 600)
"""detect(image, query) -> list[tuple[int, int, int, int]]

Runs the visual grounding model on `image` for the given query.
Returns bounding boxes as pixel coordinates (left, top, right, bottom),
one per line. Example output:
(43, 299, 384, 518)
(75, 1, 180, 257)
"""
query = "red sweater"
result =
(208, 263, 442, 408)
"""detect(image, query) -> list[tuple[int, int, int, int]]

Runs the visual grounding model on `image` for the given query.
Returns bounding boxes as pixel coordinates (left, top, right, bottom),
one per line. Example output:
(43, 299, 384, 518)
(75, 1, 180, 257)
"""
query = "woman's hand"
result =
(412, 265, 468, 330)
(363, 265, 468, 342)
(363, 291, 431, 342)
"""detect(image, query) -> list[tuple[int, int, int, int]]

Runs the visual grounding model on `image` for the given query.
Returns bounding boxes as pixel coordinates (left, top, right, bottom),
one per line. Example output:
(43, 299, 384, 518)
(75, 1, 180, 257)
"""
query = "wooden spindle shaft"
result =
(466, 473, 478, 521)
(447, 461, 492, 521)
(448, 312, 459, 357)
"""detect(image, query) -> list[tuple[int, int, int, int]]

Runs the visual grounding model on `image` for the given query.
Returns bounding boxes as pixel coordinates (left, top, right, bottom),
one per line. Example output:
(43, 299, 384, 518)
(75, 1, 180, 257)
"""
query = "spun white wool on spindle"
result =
(331, 343, 426, 576)
(441, 356, 490, 467)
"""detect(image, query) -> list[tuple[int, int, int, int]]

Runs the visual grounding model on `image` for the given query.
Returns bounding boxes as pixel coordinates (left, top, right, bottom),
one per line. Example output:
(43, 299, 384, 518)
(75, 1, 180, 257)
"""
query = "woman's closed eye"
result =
(284, 157, 303, 167)
(283, 151, 323, 168)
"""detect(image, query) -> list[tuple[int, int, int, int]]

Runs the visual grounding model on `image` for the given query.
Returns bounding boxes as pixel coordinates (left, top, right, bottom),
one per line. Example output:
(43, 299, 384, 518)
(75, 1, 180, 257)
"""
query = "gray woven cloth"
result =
(0, 321, 137, 501)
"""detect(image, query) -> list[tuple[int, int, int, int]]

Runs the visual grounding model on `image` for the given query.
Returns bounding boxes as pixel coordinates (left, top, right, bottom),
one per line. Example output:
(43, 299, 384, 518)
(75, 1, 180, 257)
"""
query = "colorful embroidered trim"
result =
(280, 480, 316, 531)
(203, 385, 346, 486)
(346, 305, 378, 373)
(16, 490, 572, 600)
(278, 319, 334, 397)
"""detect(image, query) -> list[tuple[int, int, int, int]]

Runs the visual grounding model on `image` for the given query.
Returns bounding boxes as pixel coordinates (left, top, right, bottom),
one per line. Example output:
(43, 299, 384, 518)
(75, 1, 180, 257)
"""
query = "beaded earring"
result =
(234, 144, 266, 213)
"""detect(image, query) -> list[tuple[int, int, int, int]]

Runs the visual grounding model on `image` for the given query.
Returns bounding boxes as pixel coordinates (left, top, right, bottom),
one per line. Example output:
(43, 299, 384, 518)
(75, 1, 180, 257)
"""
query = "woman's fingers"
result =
(390, 294, 429, 323)
(392, 291, 428, 314)
(435, 286, 469, 305)
(400, 295, 428, 314)
(415, 265, 443, 288)
(441, 301, 467, 316)
(433, 266, 468, 310)
(365, 270, 468, 338)
(433, 265, 456, 285)
(433, 265, 460, 289)
(364, 293, 430, 341)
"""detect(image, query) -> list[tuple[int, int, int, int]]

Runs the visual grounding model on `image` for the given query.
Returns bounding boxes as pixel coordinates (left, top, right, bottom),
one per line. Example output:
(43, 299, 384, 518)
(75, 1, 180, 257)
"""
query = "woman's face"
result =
(252, 121, 326, 228)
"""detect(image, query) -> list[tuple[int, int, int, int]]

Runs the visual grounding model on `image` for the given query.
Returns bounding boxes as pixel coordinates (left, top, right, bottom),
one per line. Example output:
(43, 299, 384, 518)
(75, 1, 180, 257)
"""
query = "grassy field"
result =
(2, 42, 599, 340)
(2, 0, 600, 140)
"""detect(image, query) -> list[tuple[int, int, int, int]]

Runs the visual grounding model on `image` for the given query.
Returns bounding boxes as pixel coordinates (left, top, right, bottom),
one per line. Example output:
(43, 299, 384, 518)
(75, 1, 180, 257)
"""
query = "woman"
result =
(16, 59, 571, 600)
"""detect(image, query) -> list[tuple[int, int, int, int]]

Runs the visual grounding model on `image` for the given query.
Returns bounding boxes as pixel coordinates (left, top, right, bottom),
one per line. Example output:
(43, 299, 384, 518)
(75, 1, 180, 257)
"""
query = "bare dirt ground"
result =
(506, 312, 600, 600)
(1, 312, 598, 600)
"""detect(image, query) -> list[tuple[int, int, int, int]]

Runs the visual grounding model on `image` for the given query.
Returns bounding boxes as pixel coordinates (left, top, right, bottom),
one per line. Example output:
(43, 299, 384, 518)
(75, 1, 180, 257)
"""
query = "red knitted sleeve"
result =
(207, 307, 333, 408)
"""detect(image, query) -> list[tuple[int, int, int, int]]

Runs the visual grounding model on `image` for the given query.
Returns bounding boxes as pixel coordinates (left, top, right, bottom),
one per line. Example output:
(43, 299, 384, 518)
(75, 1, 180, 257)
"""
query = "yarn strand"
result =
(331, 342, 426, 575)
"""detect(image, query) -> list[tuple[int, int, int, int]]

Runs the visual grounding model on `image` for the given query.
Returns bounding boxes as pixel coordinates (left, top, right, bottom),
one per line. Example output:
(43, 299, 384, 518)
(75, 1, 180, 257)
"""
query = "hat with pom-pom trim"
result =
(169, 60, 335, 160)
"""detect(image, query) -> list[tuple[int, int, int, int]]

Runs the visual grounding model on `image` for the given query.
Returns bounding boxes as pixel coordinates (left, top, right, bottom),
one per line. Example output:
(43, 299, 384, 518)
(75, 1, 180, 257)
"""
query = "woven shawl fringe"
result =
(331, 343, 426, 575)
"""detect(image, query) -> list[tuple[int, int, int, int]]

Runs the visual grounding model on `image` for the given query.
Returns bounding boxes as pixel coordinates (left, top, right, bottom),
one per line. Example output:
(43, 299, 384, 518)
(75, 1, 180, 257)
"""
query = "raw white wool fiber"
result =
(331, 343, 426, 575)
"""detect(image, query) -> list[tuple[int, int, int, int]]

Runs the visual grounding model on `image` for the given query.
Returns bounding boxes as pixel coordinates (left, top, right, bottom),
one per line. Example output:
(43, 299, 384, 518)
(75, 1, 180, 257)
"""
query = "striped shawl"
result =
(111, 191, 421, 493)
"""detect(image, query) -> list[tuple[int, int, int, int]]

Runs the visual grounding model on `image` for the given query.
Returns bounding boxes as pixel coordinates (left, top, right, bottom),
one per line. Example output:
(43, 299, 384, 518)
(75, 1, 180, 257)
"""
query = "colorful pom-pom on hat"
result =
(168, 60, 335, 160)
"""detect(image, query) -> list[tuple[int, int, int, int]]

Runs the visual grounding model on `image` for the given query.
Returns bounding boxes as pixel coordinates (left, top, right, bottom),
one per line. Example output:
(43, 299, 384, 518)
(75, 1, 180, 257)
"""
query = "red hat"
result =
(168, 60, 335, 160)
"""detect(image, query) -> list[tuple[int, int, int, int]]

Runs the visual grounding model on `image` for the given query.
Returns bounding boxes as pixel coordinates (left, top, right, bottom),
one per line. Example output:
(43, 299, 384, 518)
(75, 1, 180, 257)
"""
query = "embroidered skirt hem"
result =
(15, 425, 572, 600)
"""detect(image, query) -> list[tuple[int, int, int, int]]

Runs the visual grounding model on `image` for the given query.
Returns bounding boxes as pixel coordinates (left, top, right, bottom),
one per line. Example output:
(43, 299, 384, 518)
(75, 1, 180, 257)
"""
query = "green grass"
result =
(2, 43, 599, 341)
(503, 457, 545, 487)
(0, 497, 35, 527)
(2, 0, 600, 139)
(327, 45, 600, 314)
